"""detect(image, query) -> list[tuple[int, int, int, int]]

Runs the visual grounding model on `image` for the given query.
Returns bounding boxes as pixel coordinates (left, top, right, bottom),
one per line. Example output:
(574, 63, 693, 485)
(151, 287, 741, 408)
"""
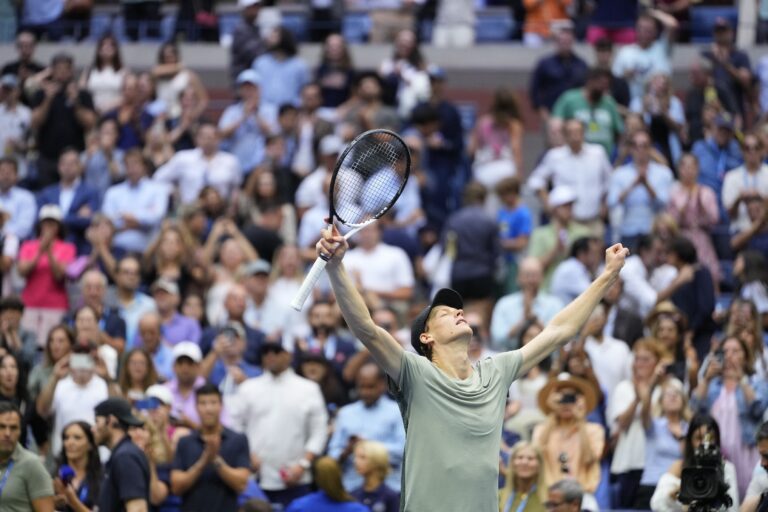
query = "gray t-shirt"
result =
(389, 350, 523, 512)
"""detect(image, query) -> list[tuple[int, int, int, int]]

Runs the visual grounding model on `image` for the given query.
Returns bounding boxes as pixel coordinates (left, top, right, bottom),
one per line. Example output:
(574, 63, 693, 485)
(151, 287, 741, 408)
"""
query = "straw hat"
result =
(537, 373, 598, 415)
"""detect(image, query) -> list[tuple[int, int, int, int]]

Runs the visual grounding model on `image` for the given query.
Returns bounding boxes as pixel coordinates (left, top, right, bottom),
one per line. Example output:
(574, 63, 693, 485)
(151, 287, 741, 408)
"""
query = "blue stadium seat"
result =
(475, 13, 513, 42)
(219, 12, 240, 39)
(342, 12, 371, 43)
(456, 103, 477, 134)
(690, 6, 738, 43)
(283, 12, 309, 42)
(88, 12, 113, 41)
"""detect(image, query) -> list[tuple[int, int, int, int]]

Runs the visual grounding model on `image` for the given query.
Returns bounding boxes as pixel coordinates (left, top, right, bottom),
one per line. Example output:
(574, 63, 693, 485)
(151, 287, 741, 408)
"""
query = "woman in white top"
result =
(651, 413, 739, 512)
(378, 29, 431, 120)
(609, 338, 665, 509)
(80, 34, 126, 114)
(152, 42, 209, 120)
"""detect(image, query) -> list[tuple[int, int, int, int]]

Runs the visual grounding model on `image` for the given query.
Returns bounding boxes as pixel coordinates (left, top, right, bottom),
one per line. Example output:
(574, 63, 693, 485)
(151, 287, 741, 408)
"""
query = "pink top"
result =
(19, 239, 76, 310)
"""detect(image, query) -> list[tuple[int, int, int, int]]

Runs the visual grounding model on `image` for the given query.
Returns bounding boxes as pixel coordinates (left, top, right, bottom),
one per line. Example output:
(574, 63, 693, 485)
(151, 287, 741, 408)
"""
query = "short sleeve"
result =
(230, 433, 251, 469)
(24, 458, 55, 499)
(171, 437, 192, 471)
(513, 208, 533, 237)
(112, 452, 149, 502)
(492, 350, 523, 389)
(389, 351, 428, 409)
(18, 241, 36, 262)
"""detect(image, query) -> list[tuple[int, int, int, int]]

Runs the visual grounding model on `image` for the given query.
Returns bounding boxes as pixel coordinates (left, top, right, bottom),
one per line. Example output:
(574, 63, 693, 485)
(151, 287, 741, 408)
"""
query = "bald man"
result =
(490, 257, 565, 350)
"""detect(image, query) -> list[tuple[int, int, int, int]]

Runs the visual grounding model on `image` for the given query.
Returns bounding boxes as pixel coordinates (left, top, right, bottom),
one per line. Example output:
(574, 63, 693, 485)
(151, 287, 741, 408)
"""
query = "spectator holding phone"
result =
(36, 343, 109, 458)
(692, 336, 768, 497)
(532, 374, 604, 511)
(171, 384, 251, 511)
(52, 420, 103, 512)
(199, 323, 262, 393)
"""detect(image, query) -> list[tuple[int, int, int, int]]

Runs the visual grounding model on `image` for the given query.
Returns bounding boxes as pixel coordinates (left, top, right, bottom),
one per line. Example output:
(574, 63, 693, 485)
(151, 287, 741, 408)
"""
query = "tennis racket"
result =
(290, 129, 411, 311)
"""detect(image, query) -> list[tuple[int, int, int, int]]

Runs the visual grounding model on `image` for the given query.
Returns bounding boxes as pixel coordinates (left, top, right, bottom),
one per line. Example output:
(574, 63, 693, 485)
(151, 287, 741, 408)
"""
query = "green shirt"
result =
(390, 350, 523, 512)
(528, 223, 593, 291)
(552, 88, 623, 155)
(0, 443, 54, 512)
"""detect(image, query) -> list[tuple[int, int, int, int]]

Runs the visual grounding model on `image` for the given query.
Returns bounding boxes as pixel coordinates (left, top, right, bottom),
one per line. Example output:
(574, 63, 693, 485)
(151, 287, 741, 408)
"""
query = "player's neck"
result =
(432, 341, 473, 380)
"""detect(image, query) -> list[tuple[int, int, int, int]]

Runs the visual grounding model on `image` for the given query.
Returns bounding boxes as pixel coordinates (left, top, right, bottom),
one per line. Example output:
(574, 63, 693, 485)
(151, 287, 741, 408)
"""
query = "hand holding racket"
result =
(290, 129, 411, 311)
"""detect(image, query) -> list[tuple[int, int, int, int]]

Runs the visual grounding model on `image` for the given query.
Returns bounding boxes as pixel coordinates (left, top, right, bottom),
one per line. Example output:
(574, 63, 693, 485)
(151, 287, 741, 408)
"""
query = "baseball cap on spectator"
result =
(94, 397, 144, 426)
(242, 259, 271, 277)
(713, 17, 733, 31)
(146, 384, 173, 406)
(222, 322, 246, 340)
(238, 0, 261, 7)
(39, 204, 64, 223)
(714, 113, 734, 131)
(0, 74, 18, 89)
(320, 135, 343, 156)
(51, 52, 74, 66)
(411, 288, 463, 357)
(548, 185, 578, 209)
(151, 278, 180, 296)
(427, 64, 446, 81)
(237, 69, 261, 87)
(172, 341, 202, 363)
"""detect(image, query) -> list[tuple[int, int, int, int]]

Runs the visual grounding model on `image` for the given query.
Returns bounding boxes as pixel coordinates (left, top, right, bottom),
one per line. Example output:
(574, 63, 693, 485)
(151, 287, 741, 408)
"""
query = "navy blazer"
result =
(37, 182, 100, 253)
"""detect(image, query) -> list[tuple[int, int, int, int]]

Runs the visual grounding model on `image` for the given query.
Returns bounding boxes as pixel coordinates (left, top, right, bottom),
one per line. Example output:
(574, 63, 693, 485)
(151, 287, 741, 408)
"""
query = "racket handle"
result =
(290, 257, 328, 311)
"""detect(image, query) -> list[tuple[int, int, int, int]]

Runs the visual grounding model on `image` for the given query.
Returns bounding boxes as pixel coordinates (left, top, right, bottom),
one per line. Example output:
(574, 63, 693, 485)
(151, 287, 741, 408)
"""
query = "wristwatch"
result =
(298, 458, 311, 471)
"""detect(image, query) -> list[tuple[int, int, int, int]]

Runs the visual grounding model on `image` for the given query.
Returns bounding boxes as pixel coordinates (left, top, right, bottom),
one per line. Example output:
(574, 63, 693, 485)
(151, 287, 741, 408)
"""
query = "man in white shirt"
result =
(528, 119, 612, 236)
(490, 257, 564, 350)
(0, 157, 35, 239)
(231, 342, 328, 507)
(741, 422, 768, 512)
(343, 222, 415, 307)
(722, 133, 768, 233)
(550, 237, 602, 305)
(154, 121, 241, 205)
(102, 148, 168, 254)
(619, 234, 682, 318)
(0, 75, 31, 177)
(294, 134, 341, 218)
(36, 346, 109, 456)
(581, 304, 631, 404)
(612, 9, 678, 102)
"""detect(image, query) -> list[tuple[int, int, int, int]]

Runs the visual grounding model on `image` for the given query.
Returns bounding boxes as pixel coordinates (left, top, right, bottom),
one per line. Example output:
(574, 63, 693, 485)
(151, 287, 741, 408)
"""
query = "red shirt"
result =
(20, 239, 76, 309)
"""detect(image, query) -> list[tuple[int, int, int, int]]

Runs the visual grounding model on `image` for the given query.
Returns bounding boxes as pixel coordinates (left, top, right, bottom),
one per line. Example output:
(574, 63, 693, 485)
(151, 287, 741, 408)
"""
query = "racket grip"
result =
(290, 257, 329, 311)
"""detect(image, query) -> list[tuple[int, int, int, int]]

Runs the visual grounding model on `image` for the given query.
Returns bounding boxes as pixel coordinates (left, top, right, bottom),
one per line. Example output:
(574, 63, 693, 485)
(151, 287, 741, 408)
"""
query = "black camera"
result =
(679, 434, 732, 511)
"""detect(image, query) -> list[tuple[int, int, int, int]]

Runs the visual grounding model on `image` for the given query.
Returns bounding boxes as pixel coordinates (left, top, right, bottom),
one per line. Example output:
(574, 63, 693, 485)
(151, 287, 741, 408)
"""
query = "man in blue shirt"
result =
(327, 362, 405, 492)
(691, 113, 743, 219)
(199, 322, 262, 393)
(171, 384, 251, 511)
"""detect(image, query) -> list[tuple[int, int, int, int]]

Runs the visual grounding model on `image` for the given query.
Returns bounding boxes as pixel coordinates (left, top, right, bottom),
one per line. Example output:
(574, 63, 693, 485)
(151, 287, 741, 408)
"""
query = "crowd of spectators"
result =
(2, 1, 768, 511)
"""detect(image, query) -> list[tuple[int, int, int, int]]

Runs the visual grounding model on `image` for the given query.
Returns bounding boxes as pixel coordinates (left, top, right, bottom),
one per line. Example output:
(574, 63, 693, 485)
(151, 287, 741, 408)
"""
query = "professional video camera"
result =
(679, 433, 732, 512)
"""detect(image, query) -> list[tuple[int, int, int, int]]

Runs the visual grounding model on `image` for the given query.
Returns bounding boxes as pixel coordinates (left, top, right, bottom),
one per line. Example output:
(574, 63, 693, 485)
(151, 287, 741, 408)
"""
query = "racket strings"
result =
(333, 135, 408, 226)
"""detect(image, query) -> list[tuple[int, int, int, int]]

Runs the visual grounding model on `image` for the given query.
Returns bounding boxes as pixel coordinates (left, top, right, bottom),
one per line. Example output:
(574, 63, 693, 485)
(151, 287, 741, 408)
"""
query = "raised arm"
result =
(519, 244, 628, 374)
(319, 225, 404, 381)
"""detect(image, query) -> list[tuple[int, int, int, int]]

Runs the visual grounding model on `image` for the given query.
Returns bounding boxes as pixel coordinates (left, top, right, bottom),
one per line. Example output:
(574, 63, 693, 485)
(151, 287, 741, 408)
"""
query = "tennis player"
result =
(317, 225, 628, 511)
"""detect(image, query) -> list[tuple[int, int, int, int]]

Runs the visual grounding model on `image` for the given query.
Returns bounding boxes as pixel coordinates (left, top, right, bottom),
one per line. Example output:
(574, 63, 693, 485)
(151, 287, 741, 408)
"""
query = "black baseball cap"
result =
(410, 288, 463, 356)
(94, 397, 144, 427)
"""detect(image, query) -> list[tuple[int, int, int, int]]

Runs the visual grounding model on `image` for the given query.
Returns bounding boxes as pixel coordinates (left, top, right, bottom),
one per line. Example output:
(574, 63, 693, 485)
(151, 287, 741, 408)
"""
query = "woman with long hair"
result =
(724, 299, 767, 377)
(351, 440, 400, 512)
(0, 353, 30, 445)
(650, 413, 739, 511)
(80, 33, 126, 114)
(635, 378, 691, 509)
(608, 338, 665, 508)
(315, 33, 355, 109)
(286, 457, 369, 511)
(118, 349, 160, 403)
(692, 336, 768, 497)
(74, 306, 119, 383)
(469, 88, 524, 195)
(647, 301, 699, 388)
(631, 72, 687, 167)
(378, 29, 431, 118)
(143, 223, 205, 297)
(152, 42, 208, 121)
(239, 170, 297, 246)
(666, 153, 721, 287)
(499, 441, 547, 512)
(53, 421, 103, 512)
